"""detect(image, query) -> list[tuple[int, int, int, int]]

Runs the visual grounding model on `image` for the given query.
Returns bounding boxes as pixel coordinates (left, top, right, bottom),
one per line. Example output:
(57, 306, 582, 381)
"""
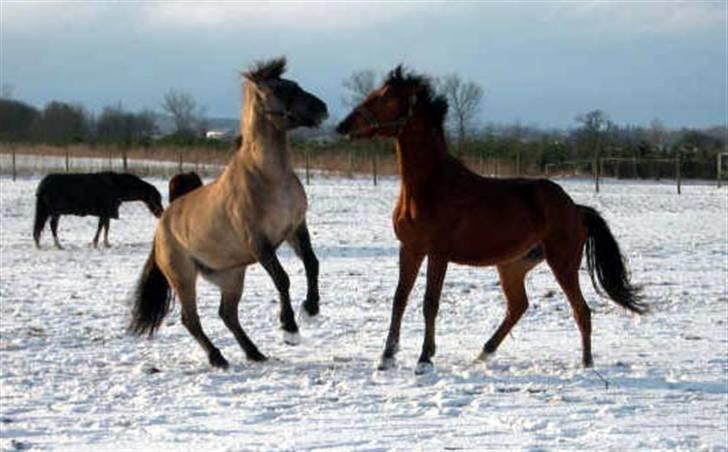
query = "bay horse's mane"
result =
(244, 57, 287, 82)
(385, 65, 449, 128)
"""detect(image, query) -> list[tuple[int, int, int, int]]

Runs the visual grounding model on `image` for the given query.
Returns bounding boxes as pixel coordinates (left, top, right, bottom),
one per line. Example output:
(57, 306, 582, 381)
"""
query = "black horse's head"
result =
(114, 174, 164, 217)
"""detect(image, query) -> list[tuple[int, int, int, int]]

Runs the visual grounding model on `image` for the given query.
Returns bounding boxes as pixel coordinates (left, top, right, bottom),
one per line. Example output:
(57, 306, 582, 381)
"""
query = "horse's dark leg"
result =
(178, 283, 229, 369)
(50, 215, 63, 249)
(479, 257, 540, 361)
(415, 255, 448, 374)
(545, 236, 593, 368)
(102, 216, 111, 247)
(287, 221, 320, 317)
(254, 238, 299, 344)
(217, 268, 267, 362)
(33, 199, 49, 248)
(378, 246, 424, 370)
(92, 217, 103, 248)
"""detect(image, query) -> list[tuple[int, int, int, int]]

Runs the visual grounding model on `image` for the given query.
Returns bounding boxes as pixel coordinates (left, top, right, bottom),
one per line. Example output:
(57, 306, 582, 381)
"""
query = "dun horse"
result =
(34, 172, 163, 249)
(130, 58, 327, 369)
(337, 66, 645, 374)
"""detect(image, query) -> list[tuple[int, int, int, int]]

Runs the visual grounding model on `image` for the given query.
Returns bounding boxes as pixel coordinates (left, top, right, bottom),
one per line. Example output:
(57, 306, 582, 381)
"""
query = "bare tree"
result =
(341, 70, 378, 107)
(1, 83, 14, 99)
(439, 74, 484, 154)
(161, 89, 205, 136)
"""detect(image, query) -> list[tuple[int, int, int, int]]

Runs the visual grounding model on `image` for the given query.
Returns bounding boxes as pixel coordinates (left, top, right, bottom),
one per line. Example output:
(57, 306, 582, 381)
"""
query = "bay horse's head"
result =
(115, 174, 164, 218)
(337, 65, 448, 139)
(243, 57, 328, 130)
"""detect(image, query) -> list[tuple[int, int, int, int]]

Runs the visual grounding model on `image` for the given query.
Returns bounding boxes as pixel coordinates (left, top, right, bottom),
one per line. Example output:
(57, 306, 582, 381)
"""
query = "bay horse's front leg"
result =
(254, 238, 300, 345)
(287, 221, 320, 317)
(378, 246, 424, 370)
(102, 216, 111, 247)
(415, 255, 448, 375)
(92, 217, 104, 248)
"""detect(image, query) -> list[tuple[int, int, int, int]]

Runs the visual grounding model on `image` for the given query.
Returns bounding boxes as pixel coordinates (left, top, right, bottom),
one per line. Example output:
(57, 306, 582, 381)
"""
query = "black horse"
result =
(34, 172, 164, 249)
(168, 171, 203, 203)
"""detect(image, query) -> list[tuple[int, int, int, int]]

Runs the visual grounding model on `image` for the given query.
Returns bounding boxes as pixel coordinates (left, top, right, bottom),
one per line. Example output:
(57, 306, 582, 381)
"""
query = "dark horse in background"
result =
(34, 172, 164, 249)
(168, 171, 203, 203)
(337, 66, 646, 374)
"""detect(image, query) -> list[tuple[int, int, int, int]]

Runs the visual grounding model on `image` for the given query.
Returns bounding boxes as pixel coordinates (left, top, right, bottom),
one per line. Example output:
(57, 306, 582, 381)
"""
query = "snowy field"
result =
(1, 173, 726, 451)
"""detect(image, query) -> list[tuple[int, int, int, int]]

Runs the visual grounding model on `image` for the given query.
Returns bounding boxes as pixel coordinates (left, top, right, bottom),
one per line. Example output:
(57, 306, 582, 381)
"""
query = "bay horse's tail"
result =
(33, 196, 49, 248)
(579, 205, 646, 314)
(129, 240, 173, 337)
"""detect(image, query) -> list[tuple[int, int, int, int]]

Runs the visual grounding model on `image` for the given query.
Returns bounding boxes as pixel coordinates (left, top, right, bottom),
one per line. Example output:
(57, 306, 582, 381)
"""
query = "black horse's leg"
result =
(50, 215, 63, 249)
(415, 255, 448, 374)
(287, 221, 320, 317)
(379, 246, 424, 370)
(217, 268, 267, 362)
(253, 238, 299, 344)
(102, 217, 111, 247)
(92, 217, 103, 248)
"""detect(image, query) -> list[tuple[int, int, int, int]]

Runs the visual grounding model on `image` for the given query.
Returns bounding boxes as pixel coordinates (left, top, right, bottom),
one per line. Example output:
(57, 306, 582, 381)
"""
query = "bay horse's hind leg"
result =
(102, 216, 111, 247)
(545, 237, 593, 368)
(50, 215, 63, 249)
(216, 268, 267, 362)
(287, 221, 320, 317)
(478, 254, 541, 361)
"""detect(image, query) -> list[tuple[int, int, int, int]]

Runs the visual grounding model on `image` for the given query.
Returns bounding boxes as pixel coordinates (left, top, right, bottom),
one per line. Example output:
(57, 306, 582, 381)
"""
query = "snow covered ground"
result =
(1, 173, 726, 451)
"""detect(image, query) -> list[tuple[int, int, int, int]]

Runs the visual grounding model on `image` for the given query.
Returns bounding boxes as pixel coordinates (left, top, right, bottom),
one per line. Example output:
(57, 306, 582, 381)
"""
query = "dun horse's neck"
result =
(395, 119, 448, 199)
(229, 84, 290, 178)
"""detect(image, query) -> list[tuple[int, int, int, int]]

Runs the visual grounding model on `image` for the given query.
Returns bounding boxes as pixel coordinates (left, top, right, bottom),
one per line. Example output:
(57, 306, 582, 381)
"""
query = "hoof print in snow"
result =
(143, 366, 161, 375)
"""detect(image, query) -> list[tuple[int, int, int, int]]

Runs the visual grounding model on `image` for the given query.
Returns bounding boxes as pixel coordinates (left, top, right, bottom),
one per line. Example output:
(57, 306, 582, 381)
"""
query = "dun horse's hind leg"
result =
(545, 238, 593, 367)
(50, 215, 63, 249)
(415, 255, 448, 374)
(478, 256, 540, 361)
(379, 247, 424, 370)
(254, 239, 300, 345)
(287, 221, 320, 316)
(216, 268, 267, 362)
(178, 283, 229, 369)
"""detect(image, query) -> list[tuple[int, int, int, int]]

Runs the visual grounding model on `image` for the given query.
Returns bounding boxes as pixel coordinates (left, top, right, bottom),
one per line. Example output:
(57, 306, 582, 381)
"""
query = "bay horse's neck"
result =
(229, 84, 290, 178)
(395, 119, 448, 197)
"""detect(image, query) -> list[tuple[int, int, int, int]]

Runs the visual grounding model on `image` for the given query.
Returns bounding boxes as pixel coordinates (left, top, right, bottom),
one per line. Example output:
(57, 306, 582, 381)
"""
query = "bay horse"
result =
(337, 66, 645, 374)
(34, 172, 163, 249)
(168, 171, 203, 202)
(129, 58, 327, 369)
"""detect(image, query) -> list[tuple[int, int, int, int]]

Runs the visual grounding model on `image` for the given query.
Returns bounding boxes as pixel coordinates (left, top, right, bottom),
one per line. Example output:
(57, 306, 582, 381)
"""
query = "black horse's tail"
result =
(33, 196, 49, 247)
(129, 240, 173, 337)
(579, 205, 646, 314)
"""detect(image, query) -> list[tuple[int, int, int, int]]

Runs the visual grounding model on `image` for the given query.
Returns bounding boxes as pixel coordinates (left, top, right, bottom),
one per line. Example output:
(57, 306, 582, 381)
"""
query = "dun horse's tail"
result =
(129, 240, 173, 337)
(33, 196, 48, 247)
(579, 205, 646, 314)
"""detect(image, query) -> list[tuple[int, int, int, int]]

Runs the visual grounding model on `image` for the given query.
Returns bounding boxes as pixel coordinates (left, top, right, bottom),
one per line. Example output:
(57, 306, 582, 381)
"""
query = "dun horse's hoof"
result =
(209, 350, 229, 369)
(414, 361, 434, 375)
(283, 330, 301, 346)
(377, 356, 396, 371)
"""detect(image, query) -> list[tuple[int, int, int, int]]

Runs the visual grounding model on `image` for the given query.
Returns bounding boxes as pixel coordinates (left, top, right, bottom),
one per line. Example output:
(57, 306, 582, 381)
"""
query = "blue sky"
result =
(1, 1, 726, 129)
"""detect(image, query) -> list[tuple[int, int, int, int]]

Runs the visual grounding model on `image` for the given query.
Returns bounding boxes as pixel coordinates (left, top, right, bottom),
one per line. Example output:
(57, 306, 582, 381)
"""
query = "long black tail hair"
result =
(33, 197, 49, 247)
(579, 205, 646, 314)
(129, 240, 173, 336)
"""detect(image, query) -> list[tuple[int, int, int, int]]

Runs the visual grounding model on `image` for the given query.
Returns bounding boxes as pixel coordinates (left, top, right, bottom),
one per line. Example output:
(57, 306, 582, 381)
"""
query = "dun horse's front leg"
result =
(378, 247, 424, 370)
(415, 255, 448, 375)
(254, 238, 300, 345)
(287, 221, 320, 317)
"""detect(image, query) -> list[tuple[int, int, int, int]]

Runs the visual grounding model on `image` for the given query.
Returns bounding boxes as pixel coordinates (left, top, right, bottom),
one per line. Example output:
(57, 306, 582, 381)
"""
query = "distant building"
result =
(205, 129, 234, 141)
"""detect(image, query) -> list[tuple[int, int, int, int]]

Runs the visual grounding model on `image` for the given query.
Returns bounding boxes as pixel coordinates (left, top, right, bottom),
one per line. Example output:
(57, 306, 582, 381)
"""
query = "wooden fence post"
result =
(11, 145, 16, 181)
(676, 151, 682, 195)
(372, 151, 378, 186)
(65, 148, 70, 172)
(122, 148, 128, 171)
(593, 157, 600, 193)
(305, 147, 310, 185)
(718, 153, 722, 188)
(178, 149, 183, 173)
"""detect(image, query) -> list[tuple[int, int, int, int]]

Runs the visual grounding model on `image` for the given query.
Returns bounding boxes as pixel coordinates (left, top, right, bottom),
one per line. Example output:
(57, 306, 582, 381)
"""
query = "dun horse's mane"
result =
(244, 57, 287, 81)
(385, 65, 449, 127)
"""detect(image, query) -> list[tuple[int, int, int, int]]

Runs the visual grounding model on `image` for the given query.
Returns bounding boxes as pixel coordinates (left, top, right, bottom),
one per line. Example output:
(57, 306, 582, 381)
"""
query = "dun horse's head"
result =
(336, 65, 447, 139)
(243, 57, 328, 130)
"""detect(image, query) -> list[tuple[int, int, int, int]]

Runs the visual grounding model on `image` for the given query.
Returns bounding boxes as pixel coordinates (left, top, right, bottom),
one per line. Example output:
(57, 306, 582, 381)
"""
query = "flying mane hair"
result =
(385, 65, 449, 128)
(243, 57, 287, 82)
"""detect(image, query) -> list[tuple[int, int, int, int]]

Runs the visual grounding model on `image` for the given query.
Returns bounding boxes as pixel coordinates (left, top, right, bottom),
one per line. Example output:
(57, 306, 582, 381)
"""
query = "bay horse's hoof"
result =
(475, 350, 494, 362)
(283, 330, 301, 346)
(377, 356, 396, 371)
(302, 300, 319, 317)
(414, 361, 434, 375)
(209, 350, 229, 369)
